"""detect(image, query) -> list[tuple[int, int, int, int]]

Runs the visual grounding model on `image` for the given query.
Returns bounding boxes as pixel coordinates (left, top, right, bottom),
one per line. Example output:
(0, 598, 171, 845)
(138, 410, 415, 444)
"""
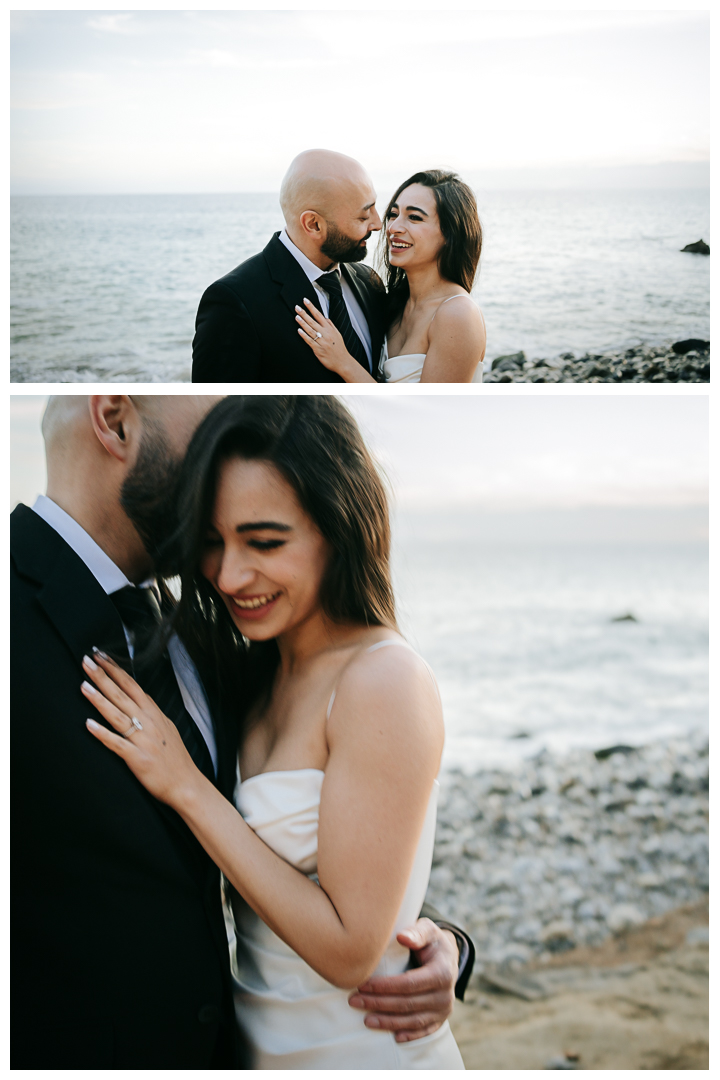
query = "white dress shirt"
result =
(32, 495, 218, 775)
(278, 228, 373, 371)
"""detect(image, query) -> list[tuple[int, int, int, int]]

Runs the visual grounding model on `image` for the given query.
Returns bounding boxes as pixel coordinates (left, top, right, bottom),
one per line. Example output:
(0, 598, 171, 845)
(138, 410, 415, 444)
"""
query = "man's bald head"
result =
(42, 396, 90, 463)
(280, 149, 373, 225)
(42, 395, 220, 465)
(279, 149, 381, 268)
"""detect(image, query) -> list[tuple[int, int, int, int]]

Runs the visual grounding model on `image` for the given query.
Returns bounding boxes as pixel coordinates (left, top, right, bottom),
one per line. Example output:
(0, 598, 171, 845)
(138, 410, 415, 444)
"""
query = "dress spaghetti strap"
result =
(326, 639, 439, 720)
(429, 294, 469, 324)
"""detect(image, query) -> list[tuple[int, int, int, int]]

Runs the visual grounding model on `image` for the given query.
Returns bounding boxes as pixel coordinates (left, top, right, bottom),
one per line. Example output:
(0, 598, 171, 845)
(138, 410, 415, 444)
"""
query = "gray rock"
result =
(491, 351, 526, 371)
(426, 734, 708, 973)
(606, 904, 646, 933)
(680, 239, 709, 254)
(482, 340, 709, 382)
(541, 920, 576, 952)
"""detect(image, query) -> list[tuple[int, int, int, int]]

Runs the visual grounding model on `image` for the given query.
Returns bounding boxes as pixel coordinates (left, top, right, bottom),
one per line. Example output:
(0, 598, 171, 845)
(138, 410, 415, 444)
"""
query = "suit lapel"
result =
(11, 505, 214, 876)
(264, 232, 321, 319)
(13, 505, 129, 668)
(340, 264, 386, 371)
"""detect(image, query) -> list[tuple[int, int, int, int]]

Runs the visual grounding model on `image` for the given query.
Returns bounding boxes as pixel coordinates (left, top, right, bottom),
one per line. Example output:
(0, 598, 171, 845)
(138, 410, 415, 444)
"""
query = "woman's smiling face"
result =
(386, 183, 445, 271)
(200, 457, 331, 642)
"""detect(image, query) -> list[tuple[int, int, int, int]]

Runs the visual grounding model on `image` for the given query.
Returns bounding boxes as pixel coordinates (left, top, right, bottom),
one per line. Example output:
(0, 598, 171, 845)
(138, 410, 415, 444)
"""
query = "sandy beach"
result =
(451, 898, 708, 1069)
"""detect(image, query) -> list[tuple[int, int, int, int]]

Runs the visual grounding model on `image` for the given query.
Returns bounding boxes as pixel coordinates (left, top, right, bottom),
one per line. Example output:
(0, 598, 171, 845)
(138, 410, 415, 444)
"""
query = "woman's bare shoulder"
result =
(431, 293, 485, 337)
(326, 635, 443, 760)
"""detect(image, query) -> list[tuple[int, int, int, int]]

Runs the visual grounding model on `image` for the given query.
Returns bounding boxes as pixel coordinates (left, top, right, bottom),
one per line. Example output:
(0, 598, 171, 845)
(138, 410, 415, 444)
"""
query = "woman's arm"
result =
(82, 646, 442, 990)
(295, 299, 376, 383)
(420, 297, 486, 383)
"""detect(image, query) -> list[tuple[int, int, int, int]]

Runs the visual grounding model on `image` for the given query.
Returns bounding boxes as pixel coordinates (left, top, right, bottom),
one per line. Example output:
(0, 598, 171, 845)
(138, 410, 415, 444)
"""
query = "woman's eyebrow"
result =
(234, 521, 293, 534)
(406, 205, 429, 216)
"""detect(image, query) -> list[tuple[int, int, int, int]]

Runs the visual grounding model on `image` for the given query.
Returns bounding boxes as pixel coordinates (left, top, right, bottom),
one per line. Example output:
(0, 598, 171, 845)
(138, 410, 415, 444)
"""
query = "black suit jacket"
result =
(192, 233, 387, 383)
(10, 505, 250, 1069)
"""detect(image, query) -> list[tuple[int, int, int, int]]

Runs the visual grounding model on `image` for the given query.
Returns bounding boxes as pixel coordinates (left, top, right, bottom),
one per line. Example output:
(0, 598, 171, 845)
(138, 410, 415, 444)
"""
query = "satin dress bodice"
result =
(381, 352, 484, 383)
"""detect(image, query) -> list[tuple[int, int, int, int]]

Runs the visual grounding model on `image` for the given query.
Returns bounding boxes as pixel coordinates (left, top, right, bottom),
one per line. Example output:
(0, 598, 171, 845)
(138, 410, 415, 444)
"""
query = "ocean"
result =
(10, 188, 709, 382)
(391, 532, 708, 773)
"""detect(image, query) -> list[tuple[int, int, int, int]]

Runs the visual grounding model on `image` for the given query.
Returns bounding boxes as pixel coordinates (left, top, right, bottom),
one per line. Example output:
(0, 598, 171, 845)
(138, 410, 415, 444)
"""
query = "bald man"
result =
(192, 150, 387, 382)
(11, 395, 474, 1068)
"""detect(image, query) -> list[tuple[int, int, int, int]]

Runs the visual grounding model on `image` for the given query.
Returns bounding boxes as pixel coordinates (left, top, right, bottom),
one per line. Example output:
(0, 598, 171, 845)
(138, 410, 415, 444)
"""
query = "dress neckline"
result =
(239, 766, 324, 788)
(388, 294, 469, 358)
(241, 641, 416, 784)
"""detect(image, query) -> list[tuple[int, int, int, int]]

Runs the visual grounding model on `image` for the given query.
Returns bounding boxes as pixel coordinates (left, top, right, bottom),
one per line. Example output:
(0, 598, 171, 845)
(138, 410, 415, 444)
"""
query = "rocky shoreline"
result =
(484, 339, 710, 382)
(427, 732, 708, 973)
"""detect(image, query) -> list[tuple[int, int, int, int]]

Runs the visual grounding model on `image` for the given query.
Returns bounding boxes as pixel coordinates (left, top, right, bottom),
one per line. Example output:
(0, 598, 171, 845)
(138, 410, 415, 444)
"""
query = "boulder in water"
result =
(681, 239, 709, 254)
(491, 351, 526, 371)
(672, 338, 709, 355)
(594, 745, 636, 761)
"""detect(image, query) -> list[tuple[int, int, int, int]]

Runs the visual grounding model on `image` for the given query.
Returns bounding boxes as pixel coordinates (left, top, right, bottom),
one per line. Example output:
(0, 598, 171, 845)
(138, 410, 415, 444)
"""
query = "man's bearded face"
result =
(120, 420, 184, 573)
(321, 221, 371, 264)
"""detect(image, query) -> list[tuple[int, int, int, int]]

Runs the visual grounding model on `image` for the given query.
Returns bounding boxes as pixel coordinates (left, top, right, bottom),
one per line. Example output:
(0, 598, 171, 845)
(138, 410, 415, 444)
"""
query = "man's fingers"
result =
(356, 964, 446, 997)
(395, 1021, 443, 1043)
(364, 1010, 445, 1033)
(396, 921, 434, 950)
(349, 989, 447, 1015)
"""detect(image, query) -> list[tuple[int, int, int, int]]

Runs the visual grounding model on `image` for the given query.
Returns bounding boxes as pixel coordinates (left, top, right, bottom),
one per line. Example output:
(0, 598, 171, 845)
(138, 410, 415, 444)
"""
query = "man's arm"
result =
(192, 282, 262, 383)
(347, 912, 475, 1043)
(419, 901, 475, 1000)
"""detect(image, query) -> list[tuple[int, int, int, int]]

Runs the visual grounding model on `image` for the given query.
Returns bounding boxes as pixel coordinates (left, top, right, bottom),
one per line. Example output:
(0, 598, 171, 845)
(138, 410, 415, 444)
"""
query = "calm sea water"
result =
(10, 189, 709, 382)
(392, 534, 708, 772)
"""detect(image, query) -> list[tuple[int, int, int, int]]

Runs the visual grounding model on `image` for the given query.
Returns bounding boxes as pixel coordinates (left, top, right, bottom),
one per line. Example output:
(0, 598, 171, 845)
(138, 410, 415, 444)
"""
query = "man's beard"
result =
(321, 222, 371, 264)
(120, 422, 185, 574)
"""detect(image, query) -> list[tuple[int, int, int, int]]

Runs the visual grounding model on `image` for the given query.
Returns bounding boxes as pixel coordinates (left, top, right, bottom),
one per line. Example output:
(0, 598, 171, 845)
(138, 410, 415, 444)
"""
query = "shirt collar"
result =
(31, 494, 146, 595)
(278, 228, 339, 284)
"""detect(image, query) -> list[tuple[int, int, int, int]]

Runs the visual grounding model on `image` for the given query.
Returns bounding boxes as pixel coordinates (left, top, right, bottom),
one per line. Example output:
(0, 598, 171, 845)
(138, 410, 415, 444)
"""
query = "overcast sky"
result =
(11, 8, 709, 194)
(11, 395, 708, 522)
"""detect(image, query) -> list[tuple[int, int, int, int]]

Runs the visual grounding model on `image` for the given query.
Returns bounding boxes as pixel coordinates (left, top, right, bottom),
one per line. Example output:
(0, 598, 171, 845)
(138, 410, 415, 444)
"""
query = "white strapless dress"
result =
(229, 767, 464, 1069)
(380, 352, 484, 383)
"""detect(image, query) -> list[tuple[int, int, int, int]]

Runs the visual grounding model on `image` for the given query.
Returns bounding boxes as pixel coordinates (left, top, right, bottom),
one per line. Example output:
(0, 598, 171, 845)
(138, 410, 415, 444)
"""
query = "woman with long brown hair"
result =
(296, 170, 486, 383)
(80, 397, 465, 1068)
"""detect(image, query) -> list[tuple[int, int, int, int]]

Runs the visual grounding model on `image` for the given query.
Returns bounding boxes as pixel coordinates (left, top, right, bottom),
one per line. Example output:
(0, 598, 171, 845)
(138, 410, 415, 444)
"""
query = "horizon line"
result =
(10, 184, 711, 198)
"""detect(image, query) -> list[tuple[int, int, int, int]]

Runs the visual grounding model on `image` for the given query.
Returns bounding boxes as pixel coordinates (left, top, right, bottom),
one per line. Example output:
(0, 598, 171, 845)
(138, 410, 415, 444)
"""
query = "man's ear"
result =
(89, 396, 141, 463)
(299, 210, 325, 240)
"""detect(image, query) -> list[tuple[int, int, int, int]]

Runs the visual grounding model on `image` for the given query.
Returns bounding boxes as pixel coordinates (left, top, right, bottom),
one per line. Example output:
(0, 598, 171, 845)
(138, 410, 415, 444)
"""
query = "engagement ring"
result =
(316, 331, 322, 340)
(122, 716, 143, 738)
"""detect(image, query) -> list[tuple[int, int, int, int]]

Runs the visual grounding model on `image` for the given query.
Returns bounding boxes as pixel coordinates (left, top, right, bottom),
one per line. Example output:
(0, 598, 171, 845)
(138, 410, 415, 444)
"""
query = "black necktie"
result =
(110, 586, 215, 781)
(316, 270, 371, 372)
